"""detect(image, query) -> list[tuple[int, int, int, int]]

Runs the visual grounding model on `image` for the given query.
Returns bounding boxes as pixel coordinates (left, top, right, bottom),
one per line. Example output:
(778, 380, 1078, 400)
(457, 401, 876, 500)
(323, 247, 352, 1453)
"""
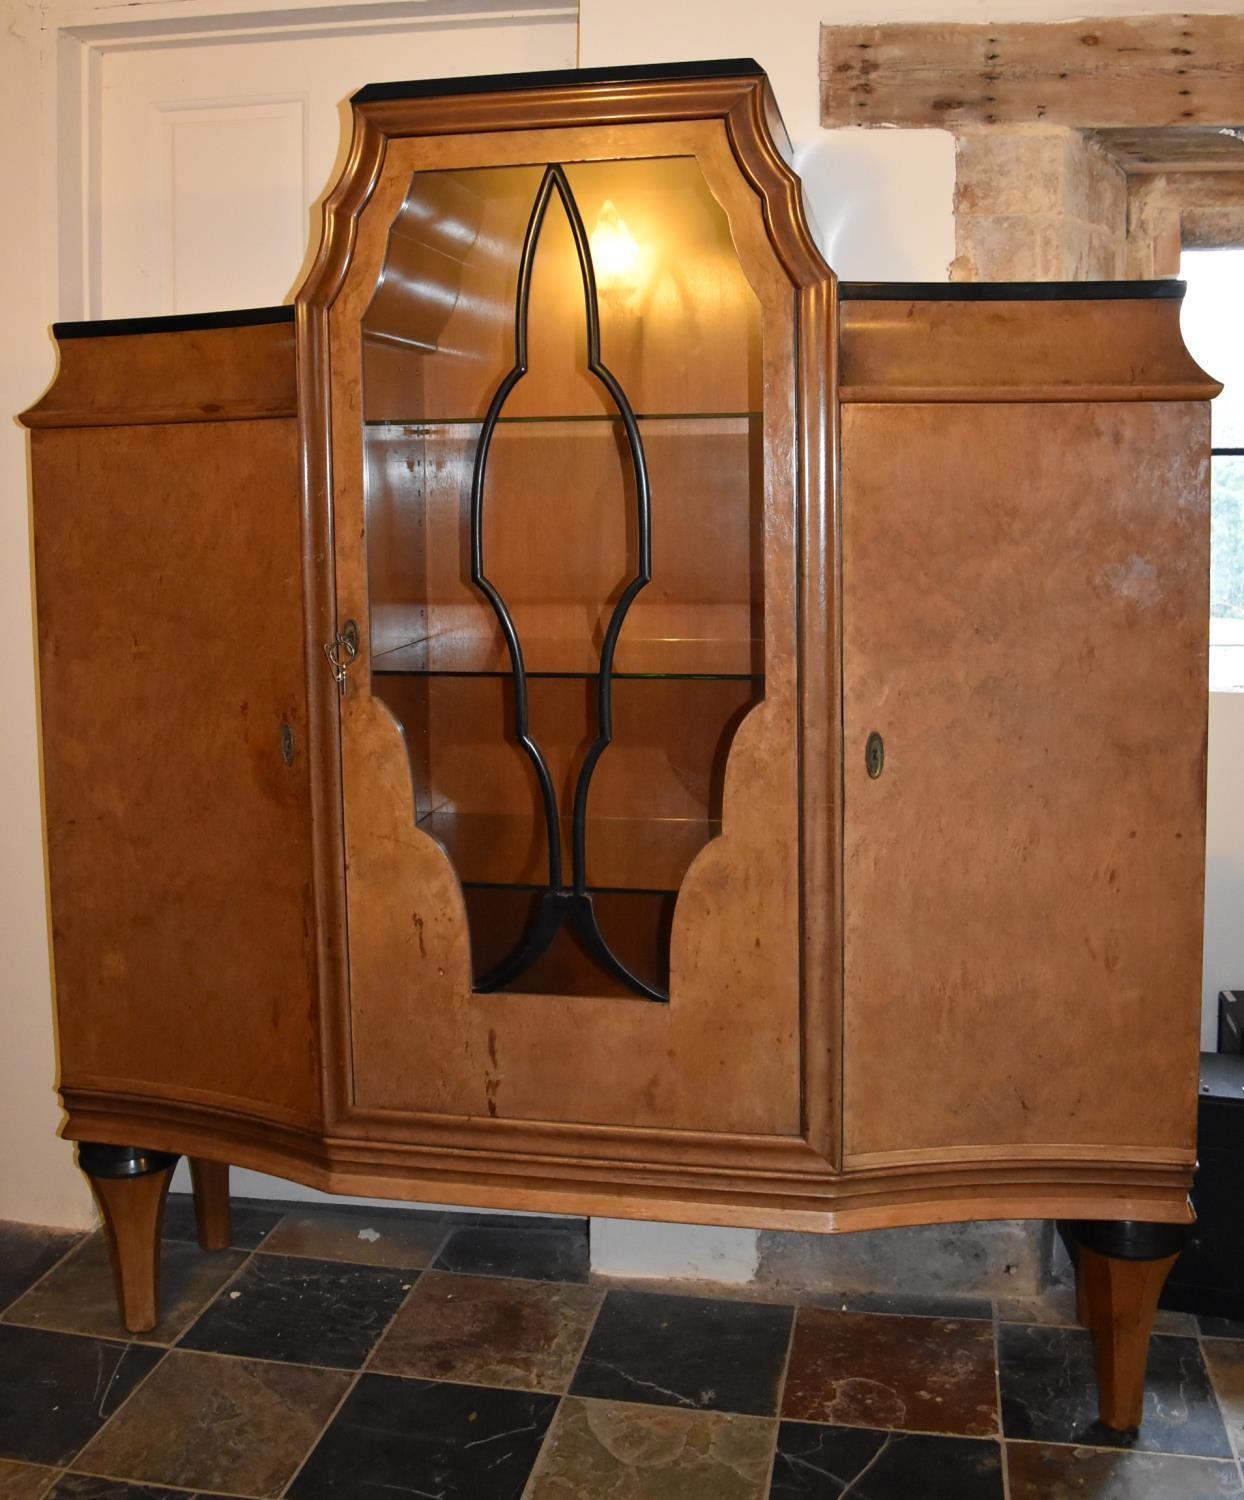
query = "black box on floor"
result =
(1161, 1050, 1244, 1321)
(1219, 989, 1244, 1055)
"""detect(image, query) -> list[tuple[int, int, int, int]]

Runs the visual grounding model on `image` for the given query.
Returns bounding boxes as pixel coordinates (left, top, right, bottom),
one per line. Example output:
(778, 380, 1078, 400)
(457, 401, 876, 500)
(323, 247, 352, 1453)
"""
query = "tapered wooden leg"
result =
(189, 1159, 232, 1251)
(1072, 1220, 1187, 1432)
(78, 1143, 179, 1335)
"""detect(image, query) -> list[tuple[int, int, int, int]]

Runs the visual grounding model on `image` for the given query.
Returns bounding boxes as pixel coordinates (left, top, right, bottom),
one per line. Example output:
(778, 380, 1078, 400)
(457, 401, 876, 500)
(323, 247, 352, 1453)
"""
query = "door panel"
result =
(94, 17, 576, 319)
(842, 400, 1208, 1162)
(34, 417, 320, 1122)
(329, 122, 805, 1137)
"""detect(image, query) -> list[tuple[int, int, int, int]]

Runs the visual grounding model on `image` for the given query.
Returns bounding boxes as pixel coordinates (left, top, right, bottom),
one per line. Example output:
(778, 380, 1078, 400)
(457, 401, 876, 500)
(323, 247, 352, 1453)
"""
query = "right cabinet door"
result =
(841, 399, 1208, 1169)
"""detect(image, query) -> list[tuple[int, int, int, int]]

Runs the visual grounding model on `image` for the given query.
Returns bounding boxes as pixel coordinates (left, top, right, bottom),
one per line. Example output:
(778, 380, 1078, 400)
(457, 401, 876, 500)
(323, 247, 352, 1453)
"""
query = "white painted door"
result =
(91, 5, 578, 318)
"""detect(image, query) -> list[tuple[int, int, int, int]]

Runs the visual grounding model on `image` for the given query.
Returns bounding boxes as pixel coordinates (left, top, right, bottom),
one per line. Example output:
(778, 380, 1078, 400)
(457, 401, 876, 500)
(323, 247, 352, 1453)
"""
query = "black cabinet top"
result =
(351, 58, 766, 105)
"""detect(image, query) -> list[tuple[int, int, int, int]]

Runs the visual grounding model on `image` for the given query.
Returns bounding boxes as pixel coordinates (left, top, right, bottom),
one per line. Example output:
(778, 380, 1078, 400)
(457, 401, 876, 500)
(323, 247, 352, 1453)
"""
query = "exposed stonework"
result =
(952, 127, 1127, 281)
(756, 1219, 1056, 1299)
(1127, 170, 1244, 276)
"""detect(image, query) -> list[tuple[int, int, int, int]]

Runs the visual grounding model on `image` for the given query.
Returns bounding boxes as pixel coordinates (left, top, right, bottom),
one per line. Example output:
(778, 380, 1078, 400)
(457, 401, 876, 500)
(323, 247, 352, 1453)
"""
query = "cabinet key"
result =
(324, 619, 359, 692)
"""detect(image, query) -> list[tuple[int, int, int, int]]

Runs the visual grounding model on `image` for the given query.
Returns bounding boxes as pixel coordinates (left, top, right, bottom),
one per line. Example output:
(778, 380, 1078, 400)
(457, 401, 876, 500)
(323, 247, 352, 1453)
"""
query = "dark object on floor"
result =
(1162, 1051, 1244, 1321)
(1219, 990, 1244, 1054)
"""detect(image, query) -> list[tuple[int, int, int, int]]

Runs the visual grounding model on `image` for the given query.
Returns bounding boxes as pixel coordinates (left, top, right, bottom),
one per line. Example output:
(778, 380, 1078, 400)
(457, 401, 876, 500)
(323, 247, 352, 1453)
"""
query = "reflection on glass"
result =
(361, 157, 764, 999)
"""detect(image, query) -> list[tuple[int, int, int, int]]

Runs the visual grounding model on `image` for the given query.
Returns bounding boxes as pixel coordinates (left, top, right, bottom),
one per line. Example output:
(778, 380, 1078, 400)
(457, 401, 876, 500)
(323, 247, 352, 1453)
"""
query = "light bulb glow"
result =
(590, 200, 642, 291)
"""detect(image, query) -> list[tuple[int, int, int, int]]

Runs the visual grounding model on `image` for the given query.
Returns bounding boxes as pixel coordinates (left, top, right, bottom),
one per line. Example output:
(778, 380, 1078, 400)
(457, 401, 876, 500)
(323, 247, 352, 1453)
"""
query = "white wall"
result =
(580, 0, 956, 282)
(0, 0, 94, 1230)
(4, 0, 1243, 1237)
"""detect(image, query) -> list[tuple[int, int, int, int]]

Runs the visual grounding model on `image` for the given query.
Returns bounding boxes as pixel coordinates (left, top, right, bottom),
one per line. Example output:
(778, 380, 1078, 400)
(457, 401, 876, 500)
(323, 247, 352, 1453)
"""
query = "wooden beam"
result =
(1130, 170, 1244, 211)
(821, 14, 1244, 129)
(1091, 127, 1244, 174)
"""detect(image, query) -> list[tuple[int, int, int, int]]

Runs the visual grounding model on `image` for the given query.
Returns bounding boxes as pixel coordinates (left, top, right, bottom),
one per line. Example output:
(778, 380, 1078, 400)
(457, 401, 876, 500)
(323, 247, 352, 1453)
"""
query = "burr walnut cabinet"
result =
(22, 59, 1219, 1430)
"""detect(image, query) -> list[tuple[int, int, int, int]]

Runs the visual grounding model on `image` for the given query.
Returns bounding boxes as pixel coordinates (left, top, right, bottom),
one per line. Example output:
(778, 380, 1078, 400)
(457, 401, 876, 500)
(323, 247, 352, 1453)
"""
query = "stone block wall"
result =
(952, 126, 1128, 280)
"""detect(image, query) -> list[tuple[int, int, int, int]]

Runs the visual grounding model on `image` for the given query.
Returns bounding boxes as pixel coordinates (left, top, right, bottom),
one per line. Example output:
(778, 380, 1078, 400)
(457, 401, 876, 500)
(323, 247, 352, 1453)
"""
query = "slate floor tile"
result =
(160, 1193, 282, 1252)
(782, 1307, 998, 1437)
(2, 1236, 246, 1345)
(0, 1461, 58, 1500)
(770, 1421, 1004, 1499)
(1201, 1340, 1244, 1458)
(0, 1226, 84, 1315)
(47, 1479, 196, 1499)
(571, 1288, 793, 1417)
(74, 1349, 346, 1497)
(997, 1325, 1233, 1457)
(1005, 1441, 1244, 1498)
(0, 1326, 163, 1468)
(433, 1224, 589, 1283)
(528, 1396, 772, 1499)
(1202, 1317, 1244, 1341)
(177, 1253, 411, 1368)
(370, 1271, 600, 1392)
(259, 1207, 446, 1269)
(286, 1372, 556, 1500)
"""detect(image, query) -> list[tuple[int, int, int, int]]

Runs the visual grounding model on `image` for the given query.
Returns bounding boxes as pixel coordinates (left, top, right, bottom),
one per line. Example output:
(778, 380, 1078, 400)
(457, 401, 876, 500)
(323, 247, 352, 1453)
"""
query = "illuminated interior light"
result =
(590, 200, 643, 292)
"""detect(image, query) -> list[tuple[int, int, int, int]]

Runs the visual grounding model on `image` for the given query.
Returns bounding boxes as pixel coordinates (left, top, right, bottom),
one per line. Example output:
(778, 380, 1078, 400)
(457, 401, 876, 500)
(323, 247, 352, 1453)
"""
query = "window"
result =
(1181, 248, 1244, 693)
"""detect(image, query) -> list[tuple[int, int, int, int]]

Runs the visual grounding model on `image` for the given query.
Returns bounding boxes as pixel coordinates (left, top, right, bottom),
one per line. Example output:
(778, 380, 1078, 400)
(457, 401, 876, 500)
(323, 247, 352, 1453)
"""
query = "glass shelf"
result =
(364, 412, 760, 428)
(415, 808, 716, 892)
(373, 634, 762, 679)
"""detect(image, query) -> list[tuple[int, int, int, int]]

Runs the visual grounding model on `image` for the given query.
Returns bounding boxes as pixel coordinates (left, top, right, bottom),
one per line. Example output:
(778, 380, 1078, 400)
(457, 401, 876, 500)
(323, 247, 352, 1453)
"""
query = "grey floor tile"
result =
(998, 1325, 1232, 1458)
(0, 1326, 163, 1468)
(2, 1236, 245, 1345)
(177, 1253, 412, 1369)
(1006, 1441, 1244, 1498)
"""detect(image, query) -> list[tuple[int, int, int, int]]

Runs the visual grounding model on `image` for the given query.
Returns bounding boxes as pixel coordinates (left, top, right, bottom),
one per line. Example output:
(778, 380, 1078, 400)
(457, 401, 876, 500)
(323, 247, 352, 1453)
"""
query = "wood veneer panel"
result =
(32, 418, 320, 1123)
(24, 323, 297, 428)
(841, 400, 1208, 1163)
(60, 1083, 1193, 1232)
(839, 297, 1219, 405)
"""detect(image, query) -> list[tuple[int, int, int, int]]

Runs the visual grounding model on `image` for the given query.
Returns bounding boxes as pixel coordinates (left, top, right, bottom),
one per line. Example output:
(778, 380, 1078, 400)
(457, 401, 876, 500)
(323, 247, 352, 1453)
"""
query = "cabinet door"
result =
(323, 123, 814, 1150)
(33, 411, 321, 1126)
(841, 400, 1207, 1167)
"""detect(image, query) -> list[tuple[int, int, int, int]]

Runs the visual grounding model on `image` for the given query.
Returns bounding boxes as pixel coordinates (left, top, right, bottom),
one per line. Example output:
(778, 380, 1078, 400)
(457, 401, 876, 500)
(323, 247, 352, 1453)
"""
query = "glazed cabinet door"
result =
(317, 114, 829, 1164)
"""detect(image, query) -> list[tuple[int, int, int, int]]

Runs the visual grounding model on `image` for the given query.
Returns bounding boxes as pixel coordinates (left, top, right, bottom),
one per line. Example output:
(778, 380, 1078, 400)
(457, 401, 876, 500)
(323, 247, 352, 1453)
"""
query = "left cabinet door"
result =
(27, 320, 323, 1144)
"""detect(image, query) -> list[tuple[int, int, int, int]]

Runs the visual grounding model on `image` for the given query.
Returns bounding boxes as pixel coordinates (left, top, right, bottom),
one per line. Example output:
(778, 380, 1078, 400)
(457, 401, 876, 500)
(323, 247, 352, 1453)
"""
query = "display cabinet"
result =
(22, 59, 1218, 1431)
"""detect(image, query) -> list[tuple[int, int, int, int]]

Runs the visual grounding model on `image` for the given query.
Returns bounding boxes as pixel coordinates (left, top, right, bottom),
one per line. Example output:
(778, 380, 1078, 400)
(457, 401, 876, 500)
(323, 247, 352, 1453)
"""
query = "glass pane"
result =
(360, 157, 764, 1000)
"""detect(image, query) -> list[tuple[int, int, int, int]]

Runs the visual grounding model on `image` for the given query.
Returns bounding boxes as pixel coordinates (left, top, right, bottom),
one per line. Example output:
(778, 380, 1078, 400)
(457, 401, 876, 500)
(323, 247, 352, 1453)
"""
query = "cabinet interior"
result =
(361, 154, 764, 1000)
